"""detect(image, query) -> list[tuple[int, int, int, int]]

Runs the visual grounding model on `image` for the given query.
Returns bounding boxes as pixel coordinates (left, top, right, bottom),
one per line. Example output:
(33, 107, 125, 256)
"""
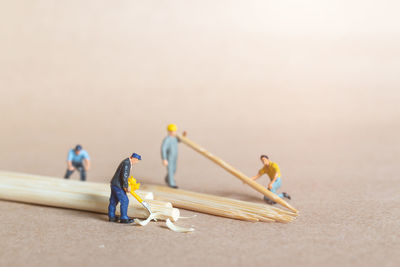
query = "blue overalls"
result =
(161, 136, 179, 186)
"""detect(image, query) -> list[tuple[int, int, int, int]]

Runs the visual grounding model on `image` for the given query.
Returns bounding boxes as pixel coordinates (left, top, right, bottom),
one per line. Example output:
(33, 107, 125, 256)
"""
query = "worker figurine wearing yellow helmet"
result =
(161, 124, 186, 188)
(251, 155, 291, 204)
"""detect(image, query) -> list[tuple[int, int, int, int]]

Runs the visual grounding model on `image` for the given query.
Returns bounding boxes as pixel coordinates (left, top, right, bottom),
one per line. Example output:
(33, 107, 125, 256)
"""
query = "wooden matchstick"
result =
(0, 172, 153, 199)
(0, 175, 179, 221)
(177, 135, 298, 213)
(0, 171, 297, 223)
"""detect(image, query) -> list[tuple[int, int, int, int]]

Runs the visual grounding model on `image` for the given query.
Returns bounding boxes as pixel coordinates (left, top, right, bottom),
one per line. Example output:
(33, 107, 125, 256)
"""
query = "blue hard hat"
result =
(131, 153, 142, 160)
(75, 145, 82, 151)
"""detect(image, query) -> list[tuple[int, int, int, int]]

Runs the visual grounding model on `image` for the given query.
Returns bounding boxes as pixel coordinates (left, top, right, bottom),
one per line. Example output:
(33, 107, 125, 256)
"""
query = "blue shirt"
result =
(67, 149, 90, 163)
(161, 136, 179, 160)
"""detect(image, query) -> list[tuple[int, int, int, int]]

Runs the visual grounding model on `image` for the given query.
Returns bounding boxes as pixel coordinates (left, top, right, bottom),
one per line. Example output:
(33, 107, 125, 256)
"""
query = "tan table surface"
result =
(0, 1, 399, 266)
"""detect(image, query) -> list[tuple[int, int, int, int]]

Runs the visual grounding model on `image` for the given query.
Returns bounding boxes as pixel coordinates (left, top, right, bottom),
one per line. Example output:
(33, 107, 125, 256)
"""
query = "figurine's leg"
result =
(64, 169, 74, 179)
(166, 160, 177, 187)
(115, 187, 130, 220)
(80, 169, 86, 181)
(108, 186, 119, 219)
(76, 164, 86, 181)
(172, 162, 177, 176)
(270, 178, 283, 198)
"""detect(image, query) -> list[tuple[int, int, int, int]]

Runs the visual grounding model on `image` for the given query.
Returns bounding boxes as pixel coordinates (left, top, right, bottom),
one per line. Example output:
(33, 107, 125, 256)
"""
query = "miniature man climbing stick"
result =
(251, 155, 291, 204)
(108, 153, 142, 224)
(161, 124, 186, 189)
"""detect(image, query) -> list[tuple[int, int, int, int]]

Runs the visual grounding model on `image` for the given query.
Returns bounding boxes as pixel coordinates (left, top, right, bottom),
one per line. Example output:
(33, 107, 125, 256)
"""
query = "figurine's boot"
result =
(165, 178, 178, 189)
(165, 167, 178, 189)
(282, 192, 291, 200)
(120, 218, 134, 224)
(263, 196, 276, 205)
(108, 216, 120, 222)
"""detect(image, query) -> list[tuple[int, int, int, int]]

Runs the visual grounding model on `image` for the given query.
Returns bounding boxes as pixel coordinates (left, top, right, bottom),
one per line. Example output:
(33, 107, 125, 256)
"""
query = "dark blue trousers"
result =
(108, 185, 129, 220)
(64, 162, 87, 181)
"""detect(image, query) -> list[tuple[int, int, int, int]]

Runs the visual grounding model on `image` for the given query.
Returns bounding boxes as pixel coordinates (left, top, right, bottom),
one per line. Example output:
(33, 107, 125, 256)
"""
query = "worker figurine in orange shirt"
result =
(251, 155, 291, 204)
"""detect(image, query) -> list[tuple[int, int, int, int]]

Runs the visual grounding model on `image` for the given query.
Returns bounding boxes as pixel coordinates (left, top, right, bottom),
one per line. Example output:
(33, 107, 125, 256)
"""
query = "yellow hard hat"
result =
(167, 124, 177, 132)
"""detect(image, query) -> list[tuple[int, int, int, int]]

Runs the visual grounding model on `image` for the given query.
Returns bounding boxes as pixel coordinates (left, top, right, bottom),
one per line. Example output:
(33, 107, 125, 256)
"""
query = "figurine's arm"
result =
(177, 131, 187, 143)
(251, 173, 262, 181)
(83, 151, 91, 171)
(84, 159, 91, 171)
(268, 173, 279, 189)
(121, 162, 130, 192)
(251, 167, 264, 181)
(161, 138, 169, 166)
(67, 150, 75, 170)
(67, 161, 74, 171)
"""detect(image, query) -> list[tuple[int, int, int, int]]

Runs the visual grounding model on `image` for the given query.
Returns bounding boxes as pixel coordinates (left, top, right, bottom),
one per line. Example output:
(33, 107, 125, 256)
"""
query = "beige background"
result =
(0, 1, 399, 266)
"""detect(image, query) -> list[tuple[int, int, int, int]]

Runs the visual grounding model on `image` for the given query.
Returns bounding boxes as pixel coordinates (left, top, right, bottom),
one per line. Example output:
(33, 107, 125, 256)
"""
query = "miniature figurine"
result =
(64, 144, 90, 181)
(108, 153, 142, 223)
(251, 155, 291, 204)
(161, 124, 186, 188)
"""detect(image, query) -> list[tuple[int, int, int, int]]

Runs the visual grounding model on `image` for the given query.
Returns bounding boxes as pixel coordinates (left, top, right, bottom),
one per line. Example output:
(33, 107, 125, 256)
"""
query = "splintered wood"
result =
(0, 171, 297, 223)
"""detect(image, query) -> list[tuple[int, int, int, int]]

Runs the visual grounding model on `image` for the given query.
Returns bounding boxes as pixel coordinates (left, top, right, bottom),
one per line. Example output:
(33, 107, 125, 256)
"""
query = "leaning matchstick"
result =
(178, 135, 298, 213)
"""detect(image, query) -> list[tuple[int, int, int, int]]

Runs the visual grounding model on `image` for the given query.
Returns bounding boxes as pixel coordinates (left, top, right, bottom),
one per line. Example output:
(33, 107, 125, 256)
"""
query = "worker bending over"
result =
(108, 153, 142, 224)
(64, 144, 90, 181)
(251, 155, 291, 204)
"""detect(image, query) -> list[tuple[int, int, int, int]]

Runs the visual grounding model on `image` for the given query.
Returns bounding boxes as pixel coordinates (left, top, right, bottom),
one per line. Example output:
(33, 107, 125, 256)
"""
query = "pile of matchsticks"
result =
(0, 171, 297, 223)
(142, 185, 297, 223)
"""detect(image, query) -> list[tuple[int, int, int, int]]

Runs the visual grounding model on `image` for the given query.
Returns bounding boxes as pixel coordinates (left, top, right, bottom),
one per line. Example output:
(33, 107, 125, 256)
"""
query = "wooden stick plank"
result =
(0, 172, 153, 200)
(0, 183, 180, 221)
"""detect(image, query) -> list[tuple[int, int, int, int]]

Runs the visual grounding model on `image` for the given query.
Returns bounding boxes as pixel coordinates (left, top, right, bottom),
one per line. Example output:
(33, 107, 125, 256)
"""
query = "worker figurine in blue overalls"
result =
(161, 124, 186, 189)
(251, 155, 291, 204)
(64, 144, 91, 181)
(108, 153, 142, 224)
